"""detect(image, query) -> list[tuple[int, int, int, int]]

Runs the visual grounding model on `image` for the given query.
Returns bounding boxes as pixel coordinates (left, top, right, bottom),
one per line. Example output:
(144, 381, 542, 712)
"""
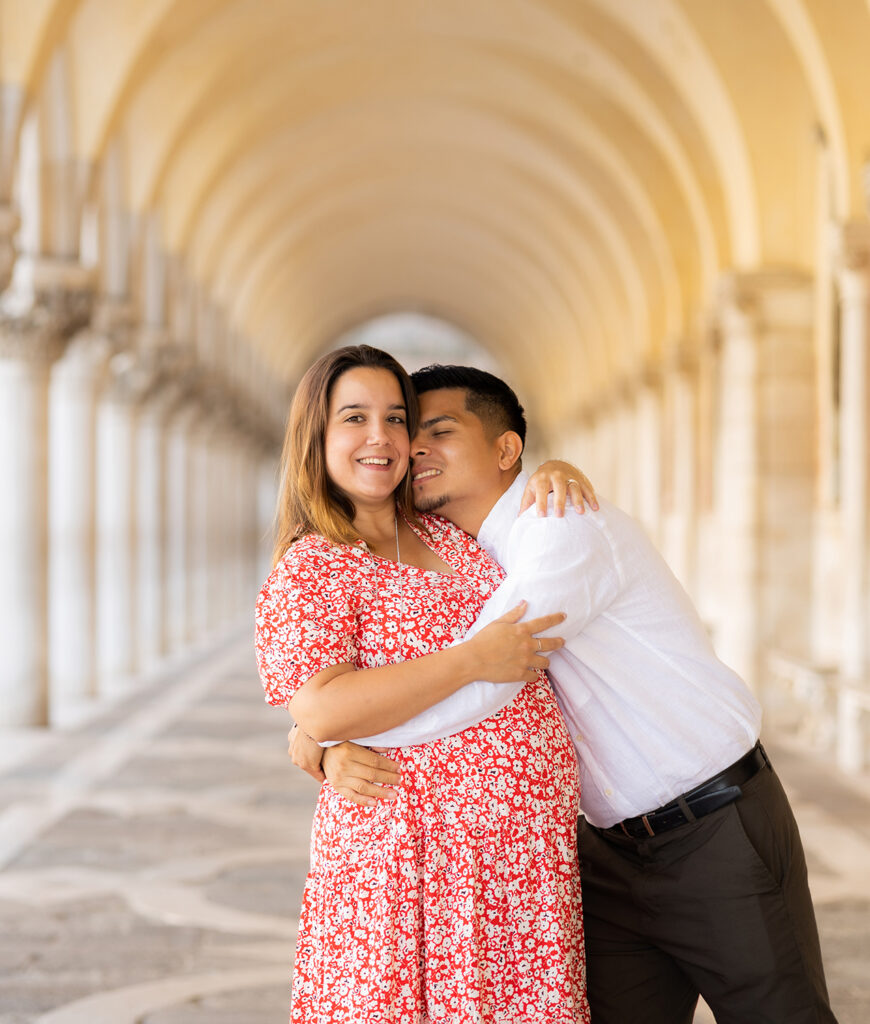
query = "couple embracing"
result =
(255, 345, 835, 1024)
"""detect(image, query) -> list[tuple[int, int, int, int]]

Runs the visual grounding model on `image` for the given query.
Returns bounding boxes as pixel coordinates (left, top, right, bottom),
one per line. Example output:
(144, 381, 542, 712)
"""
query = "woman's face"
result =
(324, 366, 411, 510)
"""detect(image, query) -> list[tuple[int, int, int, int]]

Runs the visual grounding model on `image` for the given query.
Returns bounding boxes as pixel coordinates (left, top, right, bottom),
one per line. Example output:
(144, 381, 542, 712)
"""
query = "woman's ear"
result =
(497, 431, 524, 471)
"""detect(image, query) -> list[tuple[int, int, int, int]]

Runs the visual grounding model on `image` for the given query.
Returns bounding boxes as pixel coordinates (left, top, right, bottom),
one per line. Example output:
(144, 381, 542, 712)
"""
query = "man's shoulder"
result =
(512, 495, 625, 536)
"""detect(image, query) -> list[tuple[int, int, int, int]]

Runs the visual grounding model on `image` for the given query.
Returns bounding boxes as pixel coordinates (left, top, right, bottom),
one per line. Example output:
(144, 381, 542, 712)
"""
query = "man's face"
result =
(410, 388, 502, 515)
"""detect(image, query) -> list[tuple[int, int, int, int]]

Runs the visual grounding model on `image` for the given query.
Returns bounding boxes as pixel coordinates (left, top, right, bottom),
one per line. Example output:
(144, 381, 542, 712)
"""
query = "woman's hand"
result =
(288, 723, 326, 782)
(466, 601, 565, 683)
(520, 460, 598, 517)
(322, 742, 402, 806)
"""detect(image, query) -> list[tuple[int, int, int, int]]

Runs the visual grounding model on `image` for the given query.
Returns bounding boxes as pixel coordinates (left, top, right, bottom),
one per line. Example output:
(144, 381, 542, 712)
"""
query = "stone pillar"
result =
(135, 398, 166, 672)
(635, 367, 663, 545)
(713, 271, 814, 690)
(165, 403, 197, 652)
(0, 275, 91, 726)
(0, 321, 56, 725)
(613, 385, 636, 515)
(257, 453, 279, 584)
(188, 420, 213, 642)
(832, 222, 870, 681)
(48, 330, 109, 718)
(662, 349, 698, 592)
(95, 355, 142, 692)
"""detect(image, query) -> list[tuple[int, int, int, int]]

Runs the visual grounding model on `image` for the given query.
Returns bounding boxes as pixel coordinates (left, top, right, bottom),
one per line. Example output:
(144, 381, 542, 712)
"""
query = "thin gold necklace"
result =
(361, 512, 403, 660)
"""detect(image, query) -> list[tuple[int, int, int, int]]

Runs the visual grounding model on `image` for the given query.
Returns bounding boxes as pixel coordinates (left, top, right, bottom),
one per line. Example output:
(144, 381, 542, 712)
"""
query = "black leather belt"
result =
(600, 741, 769, 840)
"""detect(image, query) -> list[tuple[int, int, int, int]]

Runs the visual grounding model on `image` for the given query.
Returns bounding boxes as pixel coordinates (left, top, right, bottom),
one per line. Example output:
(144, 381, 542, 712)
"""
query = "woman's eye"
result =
(388, 416, 406, 424)
(433, 430, 450, 437)
(345, 415, 364, 423)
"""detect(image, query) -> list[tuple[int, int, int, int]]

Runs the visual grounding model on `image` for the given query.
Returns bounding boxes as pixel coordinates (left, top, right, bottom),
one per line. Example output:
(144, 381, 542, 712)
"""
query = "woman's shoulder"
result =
(263, 533, 361, 592)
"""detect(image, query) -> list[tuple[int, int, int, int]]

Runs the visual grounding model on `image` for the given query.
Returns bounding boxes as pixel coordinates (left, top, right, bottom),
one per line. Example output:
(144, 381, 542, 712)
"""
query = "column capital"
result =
(0, 203, 19, 293)
(662, 336, 699, 375)
(637, 357, 664, 391)
(103, 350, 158, 404)
(0, 259, 95, 363)
(0, 297, 68, 363)
(830, 220, 870, 307)
(829, 219, 870, 272)
(91, 296, 138, 343)
(52, 327, 113, 380)
(716, 268, 813, 335)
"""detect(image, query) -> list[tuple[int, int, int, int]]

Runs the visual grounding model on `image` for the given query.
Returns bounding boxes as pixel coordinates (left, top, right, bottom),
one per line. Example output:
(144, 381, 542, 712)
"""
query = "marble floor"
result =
(0, 633, 867, 1023)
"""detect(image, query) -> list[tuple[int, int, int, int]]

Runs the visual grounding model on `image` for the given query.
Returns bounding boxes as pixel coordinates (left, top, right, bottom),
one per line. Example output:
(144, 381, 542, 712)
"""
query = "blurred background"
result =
(1, 1, 870, 1021)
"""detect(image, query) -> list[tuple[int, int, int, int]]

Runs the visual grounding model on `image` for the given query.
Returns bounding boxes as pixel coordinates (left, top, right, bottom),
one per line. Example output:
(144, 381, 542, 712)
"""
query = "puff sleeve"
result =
(254, 538, 359, 707)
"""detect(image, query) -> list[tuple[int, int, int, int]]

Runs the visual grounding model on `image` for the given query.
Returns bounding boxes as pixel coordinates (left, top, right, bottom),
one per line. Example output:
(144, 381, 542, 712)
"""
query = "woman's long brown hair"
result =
(272, 345, 421, 564)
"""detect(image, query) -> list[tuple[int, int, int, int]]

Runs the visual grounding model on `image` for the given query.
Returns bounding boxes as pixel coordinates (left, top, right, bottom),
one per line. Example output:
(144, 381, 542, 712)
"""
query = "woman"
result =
(255, 345, 589, 1023)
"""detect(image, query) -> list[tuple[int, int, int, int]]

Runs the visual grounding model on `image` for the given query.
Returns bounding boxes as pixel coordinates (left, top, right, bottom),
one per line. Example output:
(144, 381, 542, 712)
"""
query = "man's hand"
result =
(322, 742, 402, 807)
(520, 461, 598, 517)
(288, 723, 325, 782)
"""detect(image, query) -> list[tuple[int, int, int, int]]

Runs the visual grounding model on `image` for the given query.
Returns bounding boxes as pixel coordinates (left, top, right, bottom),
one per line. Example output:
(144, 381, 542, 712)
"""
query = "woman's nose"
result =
(367, 421, 390, 443)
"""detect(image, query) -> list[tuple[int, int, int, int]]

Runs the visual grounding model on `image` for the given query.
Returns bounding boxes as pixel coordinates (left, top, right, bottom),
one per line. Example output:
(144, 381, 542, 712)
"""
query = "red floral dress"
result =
(255, 513, 589, 1024)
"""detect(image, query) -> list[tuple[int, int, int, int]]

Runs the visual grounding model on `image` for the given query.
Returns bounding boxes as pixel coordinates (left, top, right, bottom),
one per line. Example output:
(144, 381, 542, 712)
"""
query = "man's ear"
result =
(496, 431, 524, 471)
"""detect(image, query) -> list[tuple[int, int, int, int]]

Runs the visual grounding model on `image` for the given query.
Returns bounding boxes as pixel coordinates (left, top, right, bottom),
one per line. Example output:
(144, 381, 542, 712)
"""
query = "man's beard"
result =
(414, 492, 451, 513)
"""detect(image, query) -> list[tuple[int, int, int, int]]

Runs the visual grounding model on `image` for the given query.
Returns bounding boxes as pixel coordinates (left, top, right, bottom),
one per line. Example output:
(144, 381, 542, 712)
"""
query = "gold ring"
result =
(536, 638, 542, 652)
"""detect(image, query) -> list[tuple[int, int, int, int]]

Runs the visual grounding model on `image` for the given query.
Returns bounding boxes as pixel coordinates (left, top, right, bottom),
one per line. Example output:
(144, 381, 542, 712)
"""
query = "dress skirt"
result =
(290, 678, 589, 1024)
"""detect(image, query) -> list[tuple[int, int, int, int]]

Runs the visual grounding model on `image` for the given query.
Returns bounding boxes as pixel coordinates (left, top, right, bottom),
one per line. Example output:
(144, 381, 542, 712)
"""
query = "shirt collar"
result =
(477, 471, 527, 561)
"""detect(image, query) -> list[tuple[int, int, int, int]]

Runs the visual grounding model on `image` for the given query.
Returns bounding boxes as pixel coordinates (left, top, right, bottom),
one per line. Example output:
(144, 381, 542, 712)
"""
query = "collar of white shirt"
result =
(477, 471, 528, 563)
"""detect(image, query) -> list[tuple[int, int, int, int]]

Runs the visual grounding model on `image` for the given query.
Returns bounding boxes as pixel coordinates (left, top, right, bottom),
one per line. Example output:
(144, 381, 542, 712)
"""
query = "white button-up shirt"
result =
(353, 473, 762, 828)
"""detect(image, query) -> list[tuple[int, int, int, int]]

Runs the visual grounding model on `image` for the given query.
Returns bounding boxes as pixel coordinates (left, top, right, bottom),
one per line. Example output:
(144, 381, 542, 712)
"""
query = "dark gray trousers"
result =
(578, 759, 838, 1023)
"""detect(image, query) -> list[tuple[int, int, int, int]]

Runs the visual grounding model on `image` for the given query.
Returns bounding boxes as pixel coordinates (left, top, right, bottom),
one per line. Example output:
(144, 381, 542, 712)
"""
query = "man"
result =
(292, 365, 837, 1024)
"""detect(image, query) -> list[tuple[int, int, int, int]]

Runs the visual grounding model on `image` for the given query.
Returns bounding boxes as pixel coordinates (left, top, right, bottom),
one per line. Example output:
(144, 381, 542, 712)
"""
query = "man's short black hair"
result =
(410, 364, 527, 447)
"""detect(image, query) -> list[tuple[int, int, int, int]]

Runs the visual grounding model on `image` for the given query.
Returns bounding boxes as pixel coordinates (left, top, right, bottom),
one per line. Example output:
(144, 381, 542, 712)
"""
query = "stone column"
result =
(613, 384, 636, 515)
(95, 353, 147, 692)
(662, 348, 698, 593)
(0, 320, 56, 726)
(187, 419, 213, 642)
(135, 396, 167, 673)
(165, 402, 197, 652)
(257, 452, 278, 586)
(832, 222, 870, 681)
(635, 366, 663, 545)
(48, 330, 109, 719)
(0, 275, 91, 727)
(713, 271, 814, 690)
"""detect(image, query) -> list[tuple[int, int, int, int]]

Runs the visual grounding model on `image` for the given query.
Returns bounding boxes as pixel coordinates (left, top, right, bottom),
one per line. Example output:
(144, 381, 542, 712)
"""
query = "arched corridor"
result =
(1, 1, 870, 1018)
(2, 0, 870, 759)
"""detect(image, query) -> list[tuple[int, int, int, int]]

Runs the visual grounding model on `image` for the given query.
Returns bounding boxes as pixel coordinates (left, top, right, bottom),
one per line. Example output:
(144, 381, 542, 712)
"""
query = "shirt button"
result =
(575, 733, 584, 743)
(605, 788, 613, 796)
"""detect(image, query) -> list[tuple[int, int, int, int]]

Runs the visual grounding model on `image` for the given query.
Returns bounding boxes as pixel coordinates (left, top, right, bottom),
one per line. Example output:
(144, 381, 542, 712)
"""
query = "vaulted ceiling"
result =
(3, 0, 870, 428)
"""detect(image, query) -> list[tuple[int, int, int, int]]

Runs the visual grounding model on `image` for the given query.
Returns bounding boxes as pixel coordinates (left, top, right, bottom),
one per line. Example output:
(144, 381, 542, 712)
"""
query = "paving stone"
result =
(108, 754, 273, 791)
(142, 984, 289, 1023)
(0, 895, 281, 1017)
(204, 862, 308, 917)
(7, 808, 262, 871)
(161, 719, 278, 742)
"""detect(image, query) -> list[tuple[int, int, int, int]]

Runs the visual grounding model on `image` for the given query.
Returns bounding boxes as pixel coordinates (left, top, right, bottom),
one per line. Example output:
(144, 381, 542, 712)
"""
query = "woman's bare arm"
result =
(288, 602, 565, 742)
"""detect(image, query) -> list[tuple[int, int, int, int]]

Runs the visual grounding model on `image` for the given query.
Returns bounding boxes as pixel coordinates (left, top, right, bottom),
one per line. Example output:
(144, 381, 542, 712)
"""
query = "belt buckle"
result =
(620, 814, 655, 838)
